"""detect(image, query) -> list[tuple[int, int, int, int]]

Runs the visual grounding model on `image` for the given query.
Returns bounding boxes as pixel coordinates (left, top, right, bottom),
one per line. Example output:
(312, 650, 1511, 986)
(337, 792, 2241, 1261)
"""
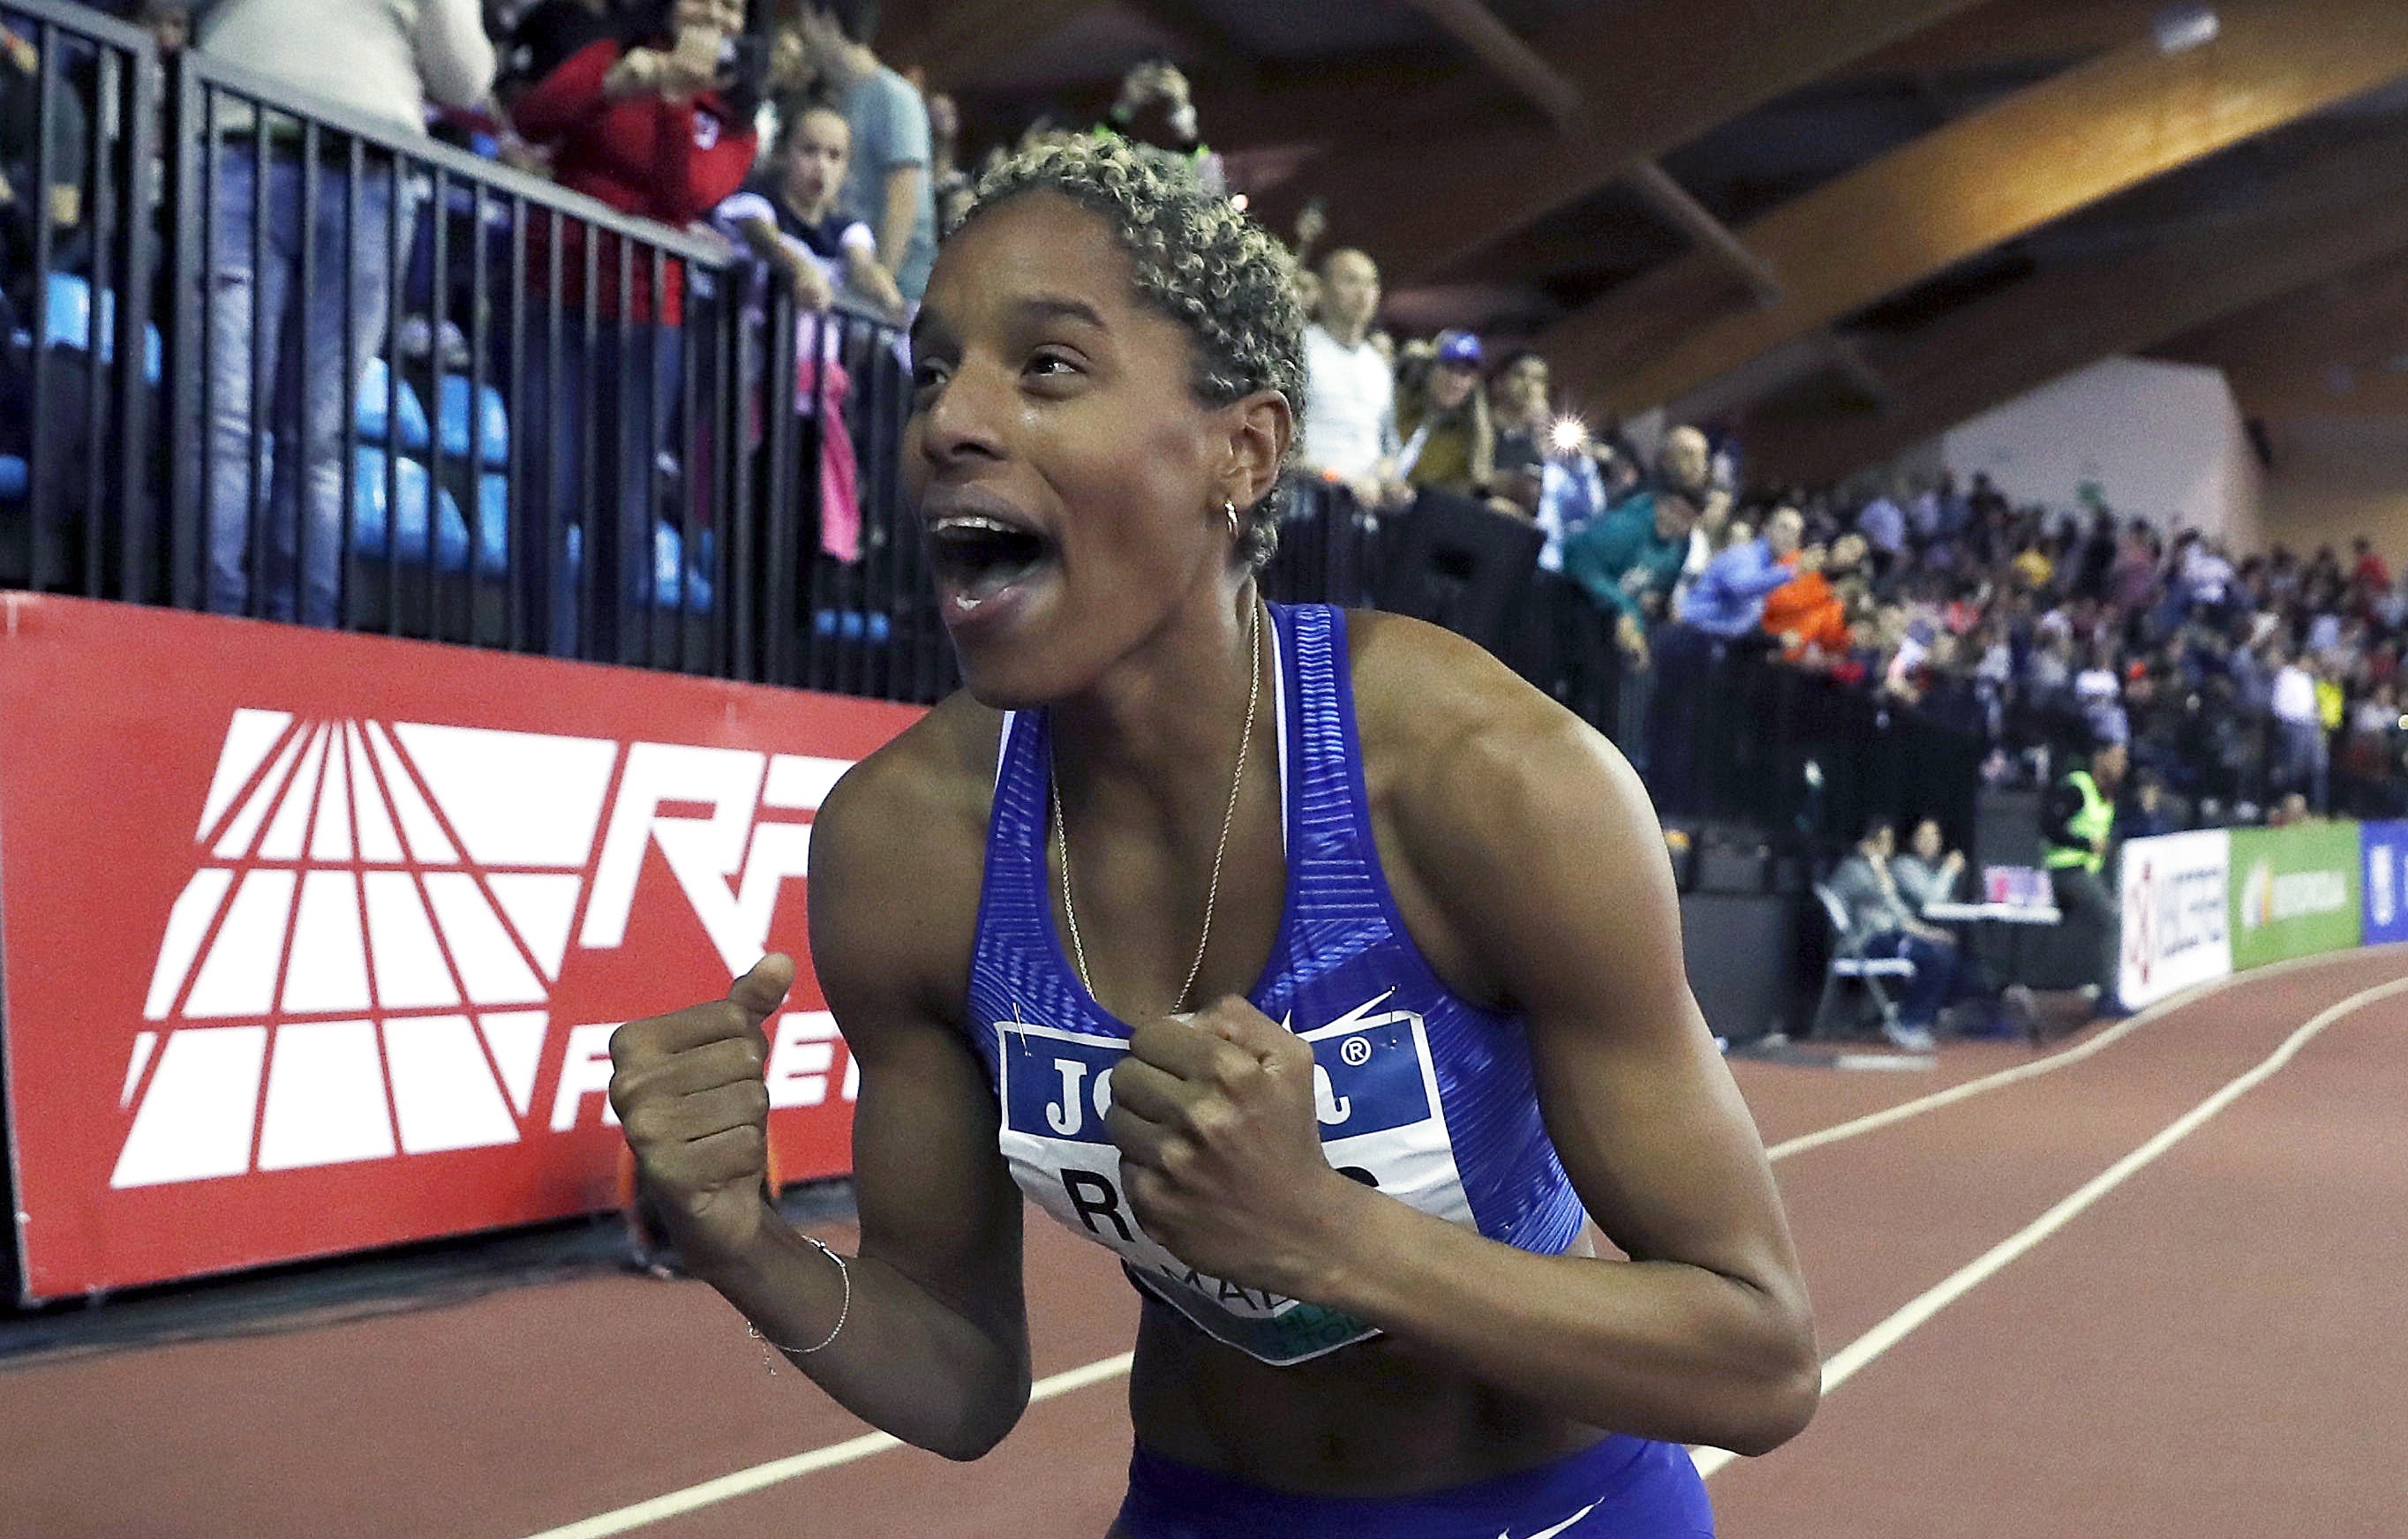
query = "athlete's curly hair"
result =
(952, 134, 1306, 570)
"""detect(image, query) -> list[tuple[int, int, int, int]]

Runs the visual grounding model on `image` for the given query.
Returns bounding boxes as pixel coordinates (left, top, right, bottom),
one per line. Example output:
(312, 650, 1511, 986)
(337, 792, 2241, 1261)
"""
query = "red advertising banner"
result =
(0, 596, 923, 1301)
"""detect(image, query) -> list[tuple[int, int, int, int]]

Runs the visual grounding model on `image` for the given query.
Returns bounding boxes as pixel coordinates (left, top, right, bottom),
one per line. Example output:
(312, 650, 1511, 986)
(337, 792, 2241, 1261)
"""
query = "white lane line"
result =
(515, 1353, 1135, 1539)
(1691, 972, 2408, 1482)
(1765, 942, 2405, 1162)
(524, 950, 2406, 1535)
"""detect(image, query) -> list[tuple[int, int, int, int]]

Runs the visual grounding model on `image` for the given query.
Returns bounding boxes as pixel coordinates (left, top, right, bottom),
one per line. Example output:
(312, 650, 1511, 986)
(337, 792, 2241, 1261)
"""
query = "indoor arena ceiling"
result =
(861, 0, 2408, 479)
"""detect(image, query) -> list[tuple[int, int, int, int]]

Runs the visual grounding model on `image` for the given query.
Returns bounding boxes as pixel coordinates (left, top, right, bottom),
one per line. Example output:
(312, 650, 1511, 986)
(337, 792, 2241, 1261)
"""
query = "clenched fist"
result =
(609, 954, 796, 1262)
(1104, 997, 1366, 1299)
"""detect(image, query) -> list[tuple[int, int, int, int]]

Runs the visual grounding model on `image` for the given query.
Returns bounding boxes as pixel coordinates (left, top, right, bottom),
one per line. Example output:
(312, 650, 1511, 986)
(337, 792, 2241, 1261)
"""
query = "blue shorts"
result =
(1113, 1435, 1714, 1538)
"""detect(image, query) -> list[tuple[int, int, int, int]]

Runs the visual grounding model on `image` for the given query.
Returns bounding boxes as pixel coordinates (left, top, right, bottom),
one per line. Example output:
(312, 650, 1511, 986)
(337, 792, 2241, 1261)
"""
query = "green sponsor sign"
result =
(2229, 822, 2363, 970)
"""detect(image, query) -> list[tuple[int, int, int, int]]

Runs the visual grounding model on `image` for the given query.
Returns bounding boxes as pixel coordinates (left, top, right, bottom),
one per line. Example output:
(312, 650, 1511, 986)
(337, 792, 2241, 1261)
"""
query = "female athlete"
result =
(608, 136, 1817, 1538)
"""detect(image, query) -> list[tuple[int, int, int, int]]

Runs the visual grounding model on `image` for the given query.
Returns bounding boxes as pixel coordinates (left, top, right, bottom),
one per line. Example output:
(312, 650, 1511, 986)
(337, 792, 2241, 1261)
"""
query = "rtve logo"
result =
(111, 709, 857, 1189)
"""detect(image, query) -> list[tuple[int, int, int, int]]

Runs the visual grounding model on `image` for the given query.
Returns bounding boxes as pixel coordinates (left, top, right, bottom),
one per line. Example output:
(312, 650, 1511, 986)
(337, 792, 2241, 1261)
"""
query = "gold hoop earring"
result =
(1225, 499, 1241, 540)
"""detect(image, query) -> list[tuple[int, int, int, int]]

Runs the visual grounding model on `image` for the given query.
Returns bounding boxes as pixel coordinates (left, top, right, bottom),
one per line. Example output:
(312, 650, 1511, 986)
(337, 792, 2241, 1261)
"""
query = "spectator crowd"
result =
(1285, 224, 2408, 834)
(1681, 476, 2408, 829)
(7, 0, 2408, 841)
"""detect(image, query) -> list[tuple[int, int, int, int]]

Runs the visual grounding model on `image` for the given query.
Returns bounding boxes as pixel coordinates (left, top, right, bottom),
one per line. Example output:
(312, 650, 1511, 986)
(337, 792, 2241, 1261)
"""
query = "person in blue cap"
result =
(1397, 327, 1494, 498)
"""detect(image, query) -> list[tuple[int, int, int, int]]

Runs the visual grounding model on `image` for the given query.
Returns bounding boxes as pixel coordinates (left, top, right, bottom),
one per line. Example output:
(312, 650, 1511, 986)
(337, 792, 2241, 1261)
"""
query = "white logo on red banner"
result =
(0, 598, 925, 1300)
(112, 709, 855, 1189)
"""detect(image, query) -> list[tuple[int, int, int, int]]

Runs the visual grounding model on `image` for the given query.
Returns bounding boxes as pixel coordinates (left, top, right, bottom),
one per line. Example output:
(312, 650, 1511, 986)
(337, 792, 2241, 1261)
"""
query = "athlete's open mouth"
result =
(928, 514, 1057, 603)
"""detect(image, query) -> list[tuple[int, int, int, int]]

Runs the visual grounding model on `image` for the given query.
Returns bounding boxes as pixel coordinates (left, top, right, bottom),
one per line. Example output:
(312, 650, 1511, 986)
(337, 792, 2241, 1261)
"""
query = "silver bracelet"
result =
(747, 1234, 849, 1374)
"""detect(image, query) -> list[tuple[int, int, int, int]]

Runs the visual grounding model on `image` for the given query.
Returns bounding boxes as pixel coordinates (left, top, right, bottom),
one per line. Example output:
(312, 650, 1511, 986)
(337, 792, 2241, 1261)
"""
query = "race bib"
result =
(994, 991, 1473, 1365)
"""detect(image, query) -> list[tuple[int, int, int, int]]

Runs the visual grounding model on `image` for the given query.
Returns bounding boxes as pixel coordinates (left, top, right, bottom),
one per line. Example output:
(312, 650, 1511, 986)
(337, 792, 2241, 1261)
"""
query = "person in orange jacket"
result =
(1762, 533, 1866, 664)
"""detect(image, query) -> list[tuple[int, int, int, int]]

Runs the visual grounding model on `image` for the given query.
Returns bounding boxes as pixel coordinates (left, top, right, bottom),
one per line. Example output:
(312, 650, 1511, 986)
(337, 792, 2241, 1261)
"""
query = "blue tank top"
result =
(964, 604, 1588, 1365)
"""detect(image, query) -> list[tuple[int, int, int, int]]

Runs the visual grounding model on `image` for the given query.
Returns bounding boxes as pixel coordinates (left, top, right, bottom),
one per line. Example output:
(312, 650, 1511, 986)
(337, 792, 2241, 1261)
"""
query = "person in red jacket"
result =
(510, 0, 758, 658)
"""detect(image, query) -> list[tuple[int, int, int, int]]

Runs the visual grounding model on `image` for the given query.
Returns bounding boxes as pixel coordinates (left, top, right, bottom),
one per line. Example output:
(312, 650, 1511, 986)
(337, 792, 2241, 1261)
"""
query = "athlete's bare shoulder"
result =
(823, 688, 1006, 830)
(1341, 608, 1659, 1008)
(1343, 607, 1596, 786)
(809, 691, 1006, 1031)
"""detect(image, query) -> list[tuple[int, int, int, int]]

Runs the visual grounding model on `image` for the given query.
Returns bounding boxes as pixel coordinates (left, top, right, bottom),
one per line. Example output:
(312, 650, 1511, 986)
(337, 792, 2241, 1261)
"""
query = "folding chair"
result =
(1810, 883, 1915, 1038)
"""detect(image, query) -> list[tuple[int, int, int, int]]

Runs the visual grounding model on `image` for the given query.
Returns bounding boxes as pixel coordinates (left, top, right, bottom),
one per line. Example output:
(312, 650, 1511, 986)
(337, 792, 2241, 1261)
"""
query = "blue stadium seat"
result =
(0, 454, 26, 501)
(356, 359, 432, 452)
(34, 273, 163, 382)
(561, 521, 715, 611)
(437, 376, 509, 468)
(42, 273, 89, 352)
(812, 608, 893, 643)
(351, 447, 479, 571)
(651, 522, 714, 612)
(438, 486, 477, 573)
(469, 473, 510, 576)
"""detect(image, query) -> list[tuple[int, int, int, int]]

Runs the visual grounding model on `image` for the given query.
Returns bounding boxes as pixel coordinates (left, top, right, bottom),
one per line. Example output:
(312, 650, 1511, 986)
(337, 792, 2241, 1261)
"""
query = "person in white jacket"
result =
(198, 0, 494, 626)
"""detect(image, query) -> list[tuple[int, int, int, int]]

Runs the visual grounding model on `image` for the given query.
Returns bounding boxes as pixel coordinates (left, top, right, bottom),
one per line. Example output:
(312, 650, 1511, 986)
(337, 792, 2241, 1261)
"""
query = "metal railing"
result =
(163, 44, 755, 670)
(1, 0, 161, 599)
(0, 4, 951, 688)
(1548, 626, 1987, 857)
(1261, 477, 1386, 609)
(742, 297, 955, 700)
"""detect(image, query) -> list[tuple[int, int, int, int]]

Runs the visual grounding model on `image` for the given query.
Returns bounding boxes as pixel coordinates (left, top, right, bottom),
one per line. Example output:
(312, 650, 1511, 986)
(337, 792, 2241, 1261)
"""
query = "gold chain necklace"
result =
(1050, 598, 1263, 1016)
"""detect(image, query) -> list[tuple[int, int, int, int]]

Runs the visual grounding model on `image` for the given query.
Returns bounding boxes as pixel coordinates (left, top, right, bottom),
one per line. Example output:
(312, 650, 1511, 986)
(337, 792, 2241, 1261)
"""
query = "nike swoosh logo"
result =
(1500, 1498, 1602, 1539)
(1281, 989, 1401, 1038)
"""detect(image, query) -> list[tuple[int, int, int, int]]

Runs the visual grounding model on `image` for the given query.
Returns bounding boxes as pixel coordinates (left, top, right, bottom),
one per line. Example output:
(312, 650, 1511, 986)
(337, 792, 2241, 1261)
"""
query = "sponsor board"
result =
(0, 596, 922, 1300)
(2228, 822, 2362, 972)
(2361, 822, 2408, 946)
(2118, 830, 2232, 1009)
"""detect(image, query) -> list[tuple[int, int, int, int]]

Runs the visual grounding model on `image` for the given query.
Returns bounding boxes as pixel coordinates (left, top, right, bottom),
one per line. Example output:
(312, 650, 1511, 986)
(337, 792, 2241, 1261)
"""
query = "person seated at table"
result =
(1825, 819, 1983, 1051)
(1892, 817, 1967, 913)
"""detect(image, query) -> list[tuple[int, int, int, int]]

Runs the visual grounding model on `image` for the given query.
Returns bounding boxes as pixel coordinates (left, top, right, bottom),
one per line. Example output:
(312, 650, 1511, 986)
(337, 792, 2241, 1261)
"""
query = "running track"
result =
(5, 946, 2402, 1537)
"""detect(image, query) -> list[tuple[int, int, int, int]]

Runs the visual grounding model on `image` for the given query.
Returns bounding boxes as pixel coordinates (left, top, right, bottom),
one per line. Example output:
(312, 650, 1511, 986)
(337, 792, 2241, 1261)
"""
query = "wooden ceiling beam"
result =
(1735, 122, 2408, 482)
(2231, 370, 2408, 421)
(1663, 334, 1845, 425)
(1622, 160, 1783, 307)
(1185, 56, 1466, 154)
(1845, 0, 2162, 79)
(1822, 332, 1893, 408)
(2156, 248, 2408, 382)
(1397, 0, 1584, 131)
(1117, 0, 1266, 87)
(1260, 0, 1988, 285)
(884, 0, 1109, 86)
(1203, 0, 2135, 162)
(1546, 0, 2408, 419)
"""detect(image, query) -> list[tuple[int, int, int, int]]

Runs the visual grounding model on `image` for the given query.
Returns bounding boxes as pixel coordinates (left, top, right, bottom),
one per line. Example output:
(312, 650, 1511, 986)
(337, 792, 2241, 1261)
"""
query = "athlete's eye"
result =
(1024, 349, 1083, 385)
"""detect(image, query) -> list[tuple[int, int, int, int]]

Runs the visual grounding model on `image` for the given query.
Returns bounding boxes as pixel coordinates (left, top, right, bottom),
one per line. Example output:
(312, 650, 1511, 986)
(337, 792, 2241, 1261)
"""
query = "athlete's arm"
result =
(639, 743, 1032, 1460)
(1321, 620, 1817, 1454)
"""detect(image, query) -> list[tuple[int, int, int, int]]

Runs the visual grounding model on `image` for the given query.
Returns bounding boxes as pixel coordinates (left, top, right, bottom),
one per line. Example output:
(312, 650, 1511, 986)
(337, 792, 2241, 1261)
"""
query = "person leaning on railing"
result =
(710, 99, 902, 571)
(1647, 503, 1802, 818)
(1559, 476, 1695, 675)
(1394, 328, 1494, 499)
(194, 0, 495, 626)
(508, 0, 760, 657)
(715, 102, 905, 322)
(792, 0, 935, 308)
